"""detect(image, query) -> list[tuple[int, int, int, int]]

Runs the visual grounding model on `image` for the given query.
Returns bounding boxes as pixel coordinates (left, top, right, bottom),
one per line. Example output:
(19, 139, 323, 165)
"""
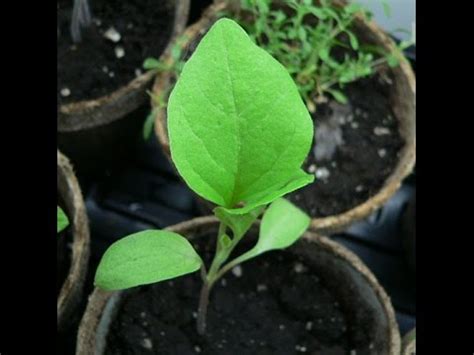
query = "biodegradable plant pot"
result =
(58, 150, 91, 331)
(402, 328, 416, 355)
(57, 0, 190, 176)
(151, 1, 416, 234)
(76, 216, 400, 354)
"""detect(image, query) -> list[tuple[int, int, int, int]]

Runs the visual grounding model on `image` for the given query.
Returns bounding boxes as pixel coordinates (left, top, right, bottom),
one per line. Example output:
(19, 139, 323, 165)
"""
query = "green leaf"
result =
(95, 230, 202, 291)
(224, 198, 310, 265)
(57, 206, 69, 233)
(381, 0, 391, 18)
(327, 88, 348, 104)
(143, 110, 155, 141)
(167, 19, 313, 210)
(143, 57, 161, 70)
(214, 205, 265, 239)
(346, 30, 359, 50)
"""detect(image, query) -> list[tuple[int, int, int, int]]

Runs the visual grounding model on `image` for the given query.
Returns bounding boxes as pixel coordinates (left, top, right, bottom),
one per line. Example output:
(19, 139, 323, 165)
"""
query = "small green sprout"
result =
(143, 0, 411, 111)
(95, 19, 314, 335)
(234, 0, 411, 107)
(57, 206, 69, 234)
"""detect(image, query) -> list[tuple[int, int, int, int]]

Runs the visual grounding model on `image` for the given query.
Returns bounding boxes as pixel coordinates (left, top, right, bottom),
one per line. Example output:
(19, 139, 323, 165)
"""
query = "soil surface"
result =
(57, 0, 174, 103)
(288, 73, 403, 217)
(105, 235, 363, 355)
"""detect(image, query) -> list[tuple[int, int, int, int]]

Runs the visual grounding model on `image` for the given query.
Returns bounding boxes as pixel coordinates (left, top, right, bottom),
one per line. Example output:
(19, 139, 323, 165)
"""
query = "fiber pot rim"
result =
(58, 0, 190, 133)
(151, 0, 416, 235)
(57, 150, 90, 330)
(402, 327, 416, 355)
(76, 216, 401, 354)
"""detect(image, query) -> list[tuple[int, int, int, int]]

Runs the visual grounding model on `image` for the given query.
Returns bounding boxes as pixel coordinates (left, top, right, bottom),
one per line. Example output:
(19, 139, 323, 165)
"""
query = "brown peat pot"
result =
(57, 150, 90, 331)
(58, 0, 190, 176)
(402, 328, 416, 355)
(151, 1, 416, 234)
(76, 216, 400, 354)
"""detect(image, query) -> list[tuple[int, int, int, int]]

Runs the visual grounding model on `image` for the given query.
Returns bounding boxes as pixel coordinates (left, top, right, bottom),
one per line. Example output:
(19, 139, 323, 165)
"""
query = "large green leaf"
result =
(167, 18, 314, 210)
(223, 198, 310, 267)
(95, 230, 202, 291)
(57, 206, 69, 233)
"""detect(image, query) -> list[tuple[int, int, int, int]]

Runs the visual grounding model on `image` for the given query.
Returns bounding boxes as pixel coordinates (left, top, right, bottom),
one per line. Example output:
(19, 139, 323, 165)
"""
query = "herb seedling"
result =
(143, 0, 411, 115)
(233, 0, 411, 107)
(95, 19, 314, 335)
(57, 206, 69, 234)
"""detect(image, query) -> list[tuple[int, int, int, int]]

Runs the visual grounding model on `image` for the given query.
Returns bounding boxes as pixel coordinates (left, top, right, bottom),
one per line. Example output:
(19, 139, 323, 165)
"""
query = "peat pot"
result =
(58, 150, 90, 331)
(58, 0, 190, 176)
(76, 216, 400, 354)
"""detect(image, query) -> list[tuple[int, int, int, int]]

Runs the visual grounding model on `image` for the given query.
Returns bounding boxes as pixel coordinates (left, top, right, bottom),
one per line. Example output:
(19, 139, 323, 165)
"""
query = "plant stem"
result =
(196, 222, 227, 335)
(197, 280, 210, 335)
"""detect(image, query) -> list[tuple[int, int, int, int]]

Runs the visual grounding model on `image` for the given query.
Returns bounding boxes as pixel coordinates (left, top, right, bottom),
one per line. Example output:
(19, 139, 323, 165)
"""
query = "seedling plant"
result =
(142, 0, 412, 124)
(95, 19, 315, 335)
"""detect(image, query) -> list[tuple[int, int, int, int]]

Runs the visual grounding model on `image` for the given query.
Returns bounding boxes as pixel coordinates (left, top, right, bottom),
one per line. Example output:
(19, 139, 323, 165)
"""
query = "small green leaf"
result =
(168, 19, 313, 210)
(57, 206, 69, 233)
(214, 205, 265, 239)
(224, 198, 310, 265)
(219, 234, 232, 249)
(143, 110, 155, 141)
(381, 0, 391, 18)
(346, 30, 359, 50)
(327, 88, 348, 104)
(143, 57, 161, 70)
(95, 230, 202, 291)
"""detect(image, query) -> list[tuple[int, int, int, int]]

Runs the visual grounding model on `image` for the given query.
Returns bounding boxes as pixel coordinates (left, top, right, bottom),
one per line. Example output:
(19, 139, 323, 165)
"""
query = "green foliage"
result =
(95, 19, 312, 333)
(168, 18, 313, 210)
(214, 198, 310, 278)
(95, 230, 203, 291)
(233, 0, 405, 106)
(57, 206, 69, 234)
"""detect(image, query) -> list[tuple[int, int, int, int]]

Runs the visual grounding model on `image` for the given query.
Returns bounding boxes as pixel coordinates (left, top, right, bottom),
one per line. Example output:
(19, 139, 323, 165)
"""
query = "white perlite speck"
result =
(351, 122, 359, 129)
(109, 71, 115, 78)
(194, 345, 202, 353)
(378, 148, 387, 158)
(141, 338, 153, 350)
(60, 88, 71, 97)
(103, 27, 121, 43)
(115, 46, 125, 59)
(305, 321, 313, 331)
(355, 185, 364, 192)
(102, 66, 109, 73)
(232, 265, 243, 277)
(307, 164, 316, 173)
(257, 284, 267, 292)
(135, 68, 143, 77)
(315, 167, 330, 180)
(294, 262, 306, 273)
(374, 126, 391, 136)
(295, 345, 307, 352)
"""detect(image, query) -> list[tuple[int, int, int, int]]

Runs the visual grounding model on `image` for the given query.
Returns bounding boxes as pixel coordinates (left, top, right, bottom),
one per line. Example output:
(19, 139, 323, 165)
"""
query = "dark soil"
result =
(57, 0, 174, 103)
(288, 73, 403, 217)
(105, 235, 361, 355)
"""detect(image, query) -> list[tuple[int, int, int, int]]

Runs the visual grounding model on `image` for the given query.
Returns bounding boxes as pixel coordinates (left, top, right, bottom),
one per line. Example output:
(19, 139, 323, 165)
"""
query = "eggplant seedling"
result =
(57, 206, 69, 234)
(94, 18, 314, 335)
